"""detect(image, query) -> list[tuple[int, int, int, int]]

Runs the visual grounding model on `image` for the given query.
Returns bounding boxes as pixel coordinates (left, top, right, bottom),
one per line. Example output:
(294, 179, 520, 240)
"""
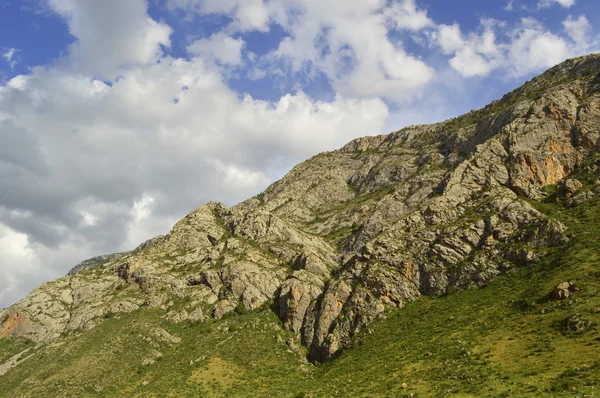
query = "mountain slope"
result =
(1, 53, 600, 397)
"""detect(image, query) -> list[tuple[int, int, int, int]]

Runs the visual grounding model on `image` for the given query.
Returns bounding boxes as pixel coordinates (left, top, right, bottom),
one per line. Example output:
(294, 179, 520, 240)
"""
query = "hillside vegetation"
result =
(1, 54, 600, 397)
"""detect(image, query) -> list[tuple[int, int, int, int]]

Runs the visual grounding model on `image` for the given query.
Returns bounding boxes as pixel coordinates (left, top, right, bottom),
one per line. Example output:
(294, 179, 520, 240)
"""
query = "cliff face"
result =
(2, 54, 600, 362)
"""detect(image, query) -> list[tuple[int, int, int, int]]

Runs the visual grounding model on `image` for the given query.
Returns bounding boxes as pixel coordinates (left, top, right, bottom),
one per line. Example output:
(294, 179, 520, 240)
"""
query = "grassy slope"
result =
(1, 194, 600, 397)
(312, 193, 600, 398)
(0, 338, 34, 365)
(0, 306, 314, 397)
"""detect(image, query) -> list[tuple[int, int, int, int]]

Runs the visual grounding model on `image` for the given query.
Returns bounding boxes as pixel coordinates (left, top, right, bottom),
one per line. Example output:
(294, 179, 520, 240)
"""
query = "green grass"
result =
(0, 338, 34, 364)
(2, 184, 600, 397)
(307, 186, 395, 226)
(0, 308, 311, 398)
(323, 223, 362, 248)
(310, 193, 600, 397)
(435, 57, 600, 137)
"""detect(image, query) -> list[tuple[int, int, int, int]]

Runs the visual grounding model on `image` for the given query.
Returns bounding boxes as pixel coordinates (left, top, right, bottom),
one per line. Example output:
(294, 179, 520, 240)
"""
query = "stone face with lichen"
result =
(2, 53, 600, 362)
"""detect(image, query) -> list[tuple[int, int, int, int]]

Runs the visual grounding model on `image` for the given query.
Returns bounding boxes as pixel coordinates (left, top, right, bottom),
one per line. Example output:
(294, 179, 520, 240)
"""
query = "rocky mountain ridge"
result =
(2, 53, 600, 363)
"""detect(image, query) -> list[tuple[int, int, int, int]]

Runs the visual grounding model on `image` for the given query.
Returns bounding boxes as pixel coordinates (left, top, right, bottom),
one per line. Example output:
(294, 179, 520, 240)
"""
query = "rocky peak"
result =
(2, 53, 600, 362)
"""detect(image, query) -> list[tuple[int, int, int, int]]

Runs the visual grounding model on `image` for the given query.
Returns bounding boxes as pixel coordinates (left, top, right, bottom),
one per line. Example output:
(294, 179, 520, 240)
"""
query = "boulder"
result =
(552, 281, 580, 300)
(564, 178, 583, 196)
(188, 307, 205, 323)
(562, 314, 592, 333)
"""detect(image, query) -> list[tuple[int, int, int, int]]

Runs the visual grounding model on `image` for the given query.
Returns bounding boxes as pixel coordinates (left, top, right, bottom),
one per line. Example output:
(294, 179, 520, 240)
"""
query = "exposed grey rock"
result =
(214, 300, 236, 319)
(67, 236, 164, 276)
(68, 252, 128, 275)
(188, 307, 205, 323)
(553, 281, 580, 300)
(562, 314, 592, 333)
(132, 235, 165, 253)
(4, 53, 600, 363)
(153, 328, 181, 344)
(571, 190, 595, 206)
(564, 178, 583, 196)
(165, 309, 188, 324)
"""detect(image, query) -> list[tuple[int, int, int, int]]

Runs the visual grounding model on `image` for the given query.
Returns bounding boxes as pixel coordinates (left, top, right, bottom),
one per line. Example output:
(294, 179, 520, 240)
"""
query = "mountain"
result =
(1, 54, 600, 397)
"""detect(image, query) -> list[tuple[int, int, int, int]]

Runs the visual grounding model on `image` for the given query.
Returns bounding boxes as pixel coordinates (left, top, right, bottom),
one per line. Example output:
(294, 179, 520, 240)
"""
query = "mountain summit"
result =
(2, 54, 600, 397)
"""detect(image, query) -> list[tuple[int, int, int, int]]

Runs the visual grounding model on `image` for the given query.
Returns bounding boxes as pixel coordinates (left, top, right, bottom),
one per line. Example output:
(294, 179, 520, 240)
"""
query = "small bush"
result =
(235, 302, 248, 315)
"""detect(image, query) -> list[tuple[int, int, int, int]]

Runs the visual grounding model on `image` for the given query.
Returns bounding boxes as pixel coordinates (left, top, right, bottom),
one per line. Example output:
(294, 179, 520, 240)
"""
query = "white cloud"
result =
(187, 32, 246, 65)
(208, 158, 271, 190)
(0, 223, 71, 309)
(0, 52, 388, 309)
(168, 0, 436, 104)
(168, 0, 270, 32)
(232, 0, 271, 32)
(505, 0, 575, 11)
(2, 0, 598, 311)
(0, 224, 36, 308)
(384, 0, 434, 31)
(132, 194, 155, 222)
(563, 15, 592, 45)
(0, 221, 104, 309)
(47, 0, 171, 80)
(449, 47, 495, 77)
(507, 19, 569, 77)
(538, 0, 575, 8)
(434, 24, 500, 77)
(271, 0, 436, 104)
(435, 16, 595, 78)
(437, 24, 465, 54)
(2, 48, 20, 69)
(80, 212, 97, 226)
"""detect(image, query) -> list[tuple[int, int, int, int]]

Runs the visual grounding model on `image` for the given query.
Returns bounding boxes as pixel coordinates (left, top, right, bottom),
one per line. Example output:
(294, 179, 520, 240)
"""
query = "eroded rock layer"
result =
(2, 54, 600, 361)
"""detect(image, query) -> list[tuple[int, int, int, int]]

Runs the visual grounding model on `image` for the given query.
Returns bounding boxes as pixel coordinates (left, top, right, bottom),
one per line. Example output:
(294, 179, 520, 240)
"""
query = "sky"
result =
(0, 0, 599, 309)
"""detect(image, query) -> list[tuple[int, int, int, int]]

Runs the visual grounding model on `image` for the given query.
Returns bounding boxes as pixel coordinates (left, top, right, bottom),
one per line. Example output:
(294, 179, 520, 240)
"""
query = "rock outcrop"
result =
(553, 281, 580, 300)
(2, 53, 600, 362)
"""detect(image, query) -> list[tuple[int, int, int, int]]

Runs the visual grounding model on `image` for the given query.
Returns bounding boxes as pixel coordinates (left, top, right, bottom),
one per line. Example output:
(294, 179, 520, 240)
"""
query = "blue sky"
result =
(3, 0, 598, 113)
(0, 0, 598, 308)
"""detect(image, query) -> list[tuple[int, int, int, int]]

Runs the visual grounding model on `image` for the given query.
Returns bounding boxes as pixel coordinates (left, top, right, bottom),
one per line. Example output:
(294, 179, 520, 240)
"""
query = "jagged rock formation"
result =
(67, 253, 129, 276)
(2, 54, 600, 361)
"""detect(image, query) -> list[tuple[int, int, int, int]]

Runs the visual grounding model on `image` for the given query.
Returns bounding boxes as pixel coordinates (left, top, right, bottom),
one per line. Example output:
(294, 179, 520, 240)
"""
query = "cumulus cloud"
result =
(384, 0, 435, 31)
(168, 0, 436, 104)
(2, 0, 598, 310)
(187, 32, 246, 65)
(0, 225, 42, 309)
(434, 16, 595, 78)
(1, 58, 386, 228)
(507, 18, 569, 77)
(270, 0, 436, 104)
(168, 0, 271, 32)
(0, 35, 388, 308)
(563, 15, 592, 45)
(0, 222, 99, 309)
(47, 0, 171, 80)
(436, 24, 500, 77)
